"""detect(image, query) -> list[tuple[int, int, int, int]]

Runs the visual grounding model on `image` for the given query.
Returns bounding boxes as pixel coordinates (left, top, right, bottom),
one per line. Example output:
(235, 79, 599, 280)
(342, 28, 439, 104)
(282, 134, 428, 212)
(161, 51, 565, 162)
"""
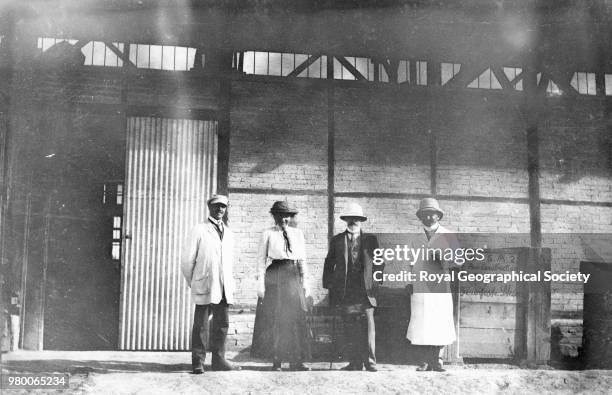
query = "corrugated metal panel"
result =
(120, 116, 218, 350)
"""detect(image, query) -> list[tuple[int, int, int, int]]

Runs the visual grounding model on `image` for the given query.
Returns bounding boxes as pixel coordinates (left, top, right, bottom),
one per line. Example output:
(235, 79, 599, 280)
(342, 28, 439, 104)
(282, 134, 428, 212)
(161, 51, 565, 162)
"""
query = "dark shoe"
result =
(289, 363, 311, 371)
(341, 363, 363, 371)
(416, 362, 429, 372)
(211, 357, 241, 371)
(272, 362, 282, 371)
(430, 364, 446, 372)
(192, 357, 205, 374)
(365, 364, 378, 372)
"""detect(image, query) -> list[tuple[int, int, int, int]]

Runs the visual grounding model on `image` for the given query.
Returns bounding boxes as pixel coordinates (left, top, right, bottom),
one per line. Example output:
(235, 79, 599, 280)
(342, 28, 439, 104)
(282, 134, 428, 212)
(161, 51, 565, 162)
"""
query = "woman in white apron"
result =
(406, 198, 461, 372)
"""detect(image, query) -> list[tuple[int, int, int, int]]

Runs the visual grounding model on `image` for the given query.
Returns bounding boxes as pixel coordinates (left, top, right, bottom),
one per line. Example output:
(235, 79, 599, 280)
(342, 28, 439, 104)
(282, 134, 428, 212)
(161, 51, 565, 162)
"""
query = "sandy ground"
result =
(2, 351, 612, 394)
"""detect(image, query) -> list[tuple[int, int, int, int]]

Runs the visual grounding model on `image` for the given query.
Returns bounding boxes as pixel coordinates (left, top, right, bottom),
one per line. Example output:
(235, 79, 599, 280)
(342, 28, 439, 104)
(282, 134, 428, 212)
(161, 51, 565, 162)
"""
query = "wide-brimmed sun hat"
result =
(339, 202, 367, 222)
(416, 197, 444, 220)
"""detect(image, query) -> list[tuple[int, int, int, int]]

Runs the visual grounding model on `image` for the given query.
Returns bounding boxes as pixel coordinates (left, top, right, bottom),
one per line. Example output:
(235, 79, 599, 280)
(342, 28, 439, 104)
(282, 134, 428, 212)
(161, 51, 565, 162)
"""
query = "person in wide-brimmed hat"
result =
(415, 197, 444, 221)
(250, 200, 311, 371)
(323, 202, 383, 372)
(406, 197, 460, 373)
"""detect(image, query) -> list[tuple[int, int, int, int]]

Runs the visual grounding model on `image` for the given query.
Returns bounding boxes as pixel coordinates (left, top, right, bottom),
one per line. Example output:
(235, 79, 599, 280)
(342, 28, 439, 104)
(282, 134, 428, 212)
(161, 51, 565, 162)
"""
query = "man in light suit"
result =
(323, 203, 383, 372)
(181, 194, 240, 373)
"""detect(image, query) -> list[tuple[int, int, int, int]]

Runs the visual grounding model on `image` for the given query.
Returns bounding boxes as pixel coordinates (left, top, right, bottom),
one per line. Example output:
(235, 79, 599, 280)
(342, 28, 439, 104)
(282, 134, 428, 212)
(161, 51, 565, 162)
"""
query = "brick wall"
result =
(29, 69, 221, 110)
(541, 205, 612, 313)
(229, 79, 328, 190)
(32, 70, 122, 105)
(333, 197, 421, 234)
(539, 98, 612, 316)
(436, 92, 528, 198)
(437, 200, 531, 233)
(227, 310, 257, 349)
(127, 71, 220, 109)
(334, 86, 430, 194)
(540, 99, 612, 202)
(551, 319, 583, 359)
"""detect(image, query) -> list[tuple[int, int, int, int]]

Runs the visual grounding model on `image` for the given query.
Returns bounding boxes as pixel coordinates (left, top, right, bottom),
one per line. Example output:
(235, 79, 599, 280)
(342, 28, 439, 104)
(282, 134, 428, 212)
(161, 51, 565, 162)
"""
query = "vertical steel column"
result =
(428, 124, 437, 197)
(0, 9, 17, 345)
(4, 14, 41, 350)
(523, 2, 544, 249)
(525, 66, 542, 248)
(217, 61, 232, 196)
(327, 55, 335, 241)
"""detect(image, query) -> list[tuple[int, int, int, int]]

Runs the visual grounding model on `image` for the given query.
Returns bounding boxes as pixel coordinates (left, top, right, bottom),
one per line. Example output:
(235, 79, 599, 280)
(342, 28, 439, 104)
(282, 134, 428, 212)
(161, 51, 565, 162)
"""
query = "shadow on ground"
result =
(1, 352, 357, 375)
(3, 359, 191, 374)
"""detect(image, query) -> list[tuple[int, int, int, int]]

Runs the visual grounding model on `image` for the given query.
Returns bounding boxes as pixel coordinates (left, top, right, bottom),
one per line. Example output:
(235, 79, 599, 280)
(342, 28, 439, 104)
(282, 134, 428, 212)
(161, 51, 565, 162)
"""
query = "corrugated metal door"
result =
(120, 117, 218, 350)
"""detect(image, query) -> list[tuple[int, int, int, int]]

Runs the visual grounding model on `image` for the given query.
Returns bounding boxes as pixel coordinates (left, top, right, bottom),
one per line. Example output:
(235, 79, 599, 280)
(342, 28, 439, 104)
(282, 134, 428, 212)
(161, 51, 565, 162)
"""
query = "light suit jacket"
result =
(181, 221, 235, 305)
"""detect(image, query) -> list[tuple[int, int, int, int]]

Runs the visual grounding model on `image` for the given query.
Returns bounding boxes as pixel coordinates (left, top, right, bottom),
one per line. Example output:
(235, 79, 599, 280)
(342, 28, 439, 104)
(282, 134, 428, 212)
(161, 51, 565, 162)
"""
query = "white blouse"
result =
(257, 225, 306, 271)
(256, 225, 309, 293)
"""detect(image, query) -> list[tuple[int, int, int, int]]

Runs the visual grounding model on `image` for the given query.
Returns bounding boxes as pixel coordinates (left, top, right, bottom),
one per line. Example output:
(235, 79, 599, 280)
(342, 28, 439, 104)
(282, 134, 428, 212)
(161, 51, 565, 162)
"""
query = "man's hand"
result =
(304, 291, 314, 312)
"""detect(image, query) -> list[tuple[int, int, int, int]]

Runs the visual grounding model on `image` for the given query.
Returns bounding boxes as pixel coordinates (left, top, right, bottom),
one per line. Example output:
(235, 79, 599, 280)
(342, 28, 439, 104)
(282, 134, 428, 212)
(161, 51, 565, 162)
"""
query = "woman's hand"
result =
(257, 279, 265, 299)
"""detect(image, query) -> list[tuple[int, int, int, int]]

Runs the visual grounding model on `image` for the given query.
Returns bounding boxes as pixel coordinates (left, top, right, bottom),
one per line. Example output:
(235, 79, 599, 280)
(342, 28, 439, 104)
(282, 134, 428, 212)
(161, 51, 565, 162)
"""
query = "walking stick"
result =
(329, 306, 337, 370)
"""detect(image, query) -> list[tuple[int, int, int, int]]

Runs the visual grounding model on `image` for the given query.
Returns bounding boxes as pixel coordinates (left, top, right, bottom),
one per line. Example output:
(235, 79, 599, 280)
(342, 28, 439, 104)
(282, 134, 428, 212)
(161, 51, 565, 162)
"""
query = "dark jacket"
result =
(322, 231, 383, 307)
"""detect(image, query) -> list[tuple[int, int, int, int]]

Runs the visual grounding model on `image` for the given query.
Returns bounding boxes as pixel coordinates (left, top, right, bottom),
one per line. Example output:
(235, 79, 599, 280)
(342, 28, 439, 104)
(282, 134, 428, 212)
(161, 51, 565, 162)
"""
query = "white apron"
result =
(406, 293, 456, 345)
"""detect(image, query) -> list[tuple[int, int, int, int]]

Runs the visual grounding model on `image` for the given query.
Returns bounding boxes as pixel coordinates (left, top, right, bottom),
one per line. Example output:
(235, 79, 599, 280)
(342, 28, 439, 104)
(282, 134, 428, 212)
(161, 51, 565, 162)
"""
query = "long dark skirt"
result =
(251, 260, 311, 362)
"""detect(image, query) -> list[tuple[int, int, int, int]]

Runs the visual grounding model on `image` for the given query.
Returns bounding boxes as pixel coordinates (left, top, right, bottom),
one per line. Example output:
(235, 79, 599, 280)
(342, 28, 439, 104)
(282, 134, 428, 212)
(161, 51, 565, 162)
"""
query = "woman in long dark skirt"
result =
(251, 200, 311, 371)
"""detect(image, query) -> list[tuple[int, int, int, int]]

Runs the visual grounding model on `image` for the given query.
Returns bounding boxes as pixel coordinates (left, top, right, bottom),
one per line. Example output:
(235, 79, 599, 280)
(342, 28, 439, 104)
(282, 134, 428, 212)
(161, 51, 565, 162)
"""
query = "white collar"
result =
(345, 228, 360, 236)
(423, 223, 440, 233)
(208, 216, 223, 226)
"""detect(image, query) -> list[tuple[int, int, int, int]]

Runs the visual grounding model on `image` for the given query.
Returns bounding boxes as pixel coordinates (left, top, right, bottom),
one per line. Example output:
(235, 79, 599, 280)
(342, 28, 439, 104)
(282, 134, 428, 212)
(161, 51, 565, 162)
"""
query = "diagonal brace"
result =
(104, 42, 136, 67)
(287, 55, 321, 77)
(336, 57, 366, 81)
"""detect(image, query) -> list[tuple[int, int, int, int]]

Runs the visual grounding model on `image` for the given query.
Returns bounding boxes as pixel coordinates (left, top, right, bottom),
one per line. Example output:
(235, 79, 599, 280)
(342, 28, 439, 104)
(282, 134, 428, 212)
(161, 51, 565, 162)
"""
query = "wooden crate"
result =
(457, 248, 551, 363)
